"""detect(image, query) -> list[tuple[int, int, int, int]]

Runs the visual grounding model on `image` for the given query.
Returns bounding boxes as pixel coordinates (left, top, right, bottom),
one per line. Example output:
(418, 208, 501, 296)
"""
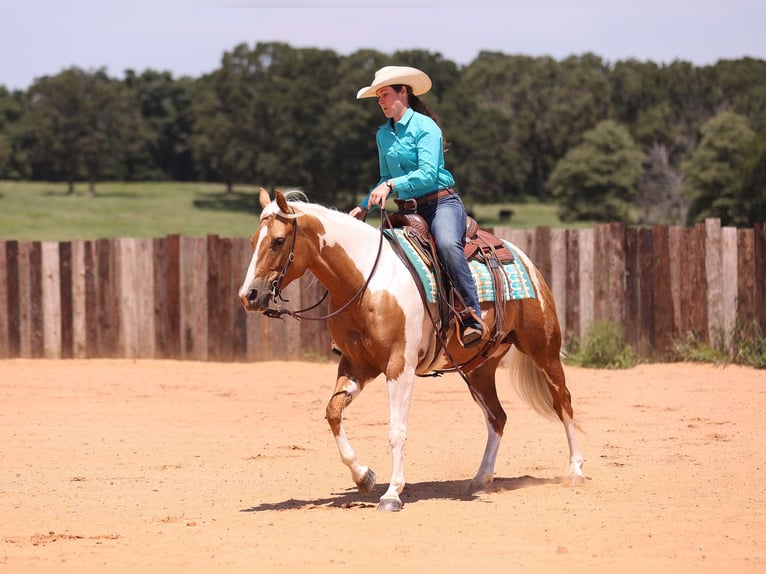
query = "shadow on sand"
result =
(240, 474, 560, 512)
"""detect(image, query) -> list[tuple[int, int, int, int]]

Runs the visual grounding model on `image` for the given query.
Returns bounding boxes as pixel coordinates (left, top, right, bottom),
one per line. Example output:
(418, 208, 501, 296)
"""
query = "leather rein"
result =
(262, 206, 386, 321)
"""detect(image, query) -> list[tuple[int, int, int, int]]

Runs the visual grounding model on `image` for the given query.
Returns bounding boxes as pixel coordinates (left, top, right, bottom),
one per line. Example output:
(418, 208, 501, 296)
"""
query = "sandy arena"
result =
(1, 359, 764, 572)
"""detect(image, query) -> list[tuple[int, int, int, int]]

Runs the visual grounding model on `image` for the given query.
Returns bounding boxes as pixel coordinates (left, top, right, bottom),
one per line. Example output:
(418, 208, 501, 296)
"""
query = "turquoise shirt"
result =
(361, 107, 456, 209)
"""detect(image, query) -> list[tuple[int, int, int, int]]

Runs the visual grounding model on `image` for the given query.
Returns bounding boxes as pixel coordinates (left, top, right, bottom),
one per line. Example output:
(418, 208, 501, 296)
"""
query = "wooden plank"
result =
(136, 238, 155, 358)
(606, 223, 626, 325)
(96, 239, 116, 357)
(59, 242, 73, 359)
(668, 227, 683, 339)
(41, 242, 62, 359)
(683, 224, 708, 340)
(652, 226, 673, 357)
(624, 227, 640, 352)
(755, 223, 766, 333)
(84, 241, 99, 357)
(704, 219, 723, 344)
(550, 228, 567, 335)
(564, 229, 580, 344)
(16, 242, 31, 357)
(578, 228, 594, 341)
(118, 238, 139, 358)
(721, 227, 738, 349)
(206, 235, 234, 362)
(5, 241, 20, 357)
(282, 279, 302, 360)
(637, 228, 654, 357)
(71, 240, 88, 358)
(592, 225, 608, 322)
(0, 242, 8, 358)
(230, 237, 250, 361)
(180, 236, 208, 360)
(29, 241, 44, 358)
(534, 226, 552, 287)
(737, 229, 756, 327)
(153, 236, 178, 359)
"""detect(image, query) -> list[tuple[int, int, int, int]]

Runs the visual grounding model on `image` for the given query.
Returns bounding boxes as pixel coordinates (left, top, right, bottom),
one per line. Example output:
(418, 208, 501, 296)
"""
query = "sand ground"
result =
(1, 359, 764, 572)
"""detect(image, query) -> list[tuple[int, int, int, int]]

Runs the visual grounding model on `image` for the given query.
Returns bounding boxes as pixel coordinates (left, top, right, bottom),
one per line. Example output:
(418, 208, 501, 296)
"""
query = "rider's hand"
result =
(368, 181, 392, 208)
(349, 206, 368, 221)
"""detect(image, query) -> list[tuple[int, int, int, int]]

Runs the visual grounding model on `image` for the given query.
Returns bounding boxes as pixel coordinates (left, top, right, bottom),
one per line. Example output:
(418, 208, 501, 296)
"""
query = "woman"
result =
(350, 65, 487, 347)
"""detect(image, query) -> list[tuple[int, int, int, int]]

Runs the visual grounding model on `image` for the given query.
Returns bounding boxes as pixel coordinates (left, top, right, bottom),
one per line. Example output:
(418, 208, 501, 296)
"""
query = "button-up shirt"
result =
(361, 107, 456, 209)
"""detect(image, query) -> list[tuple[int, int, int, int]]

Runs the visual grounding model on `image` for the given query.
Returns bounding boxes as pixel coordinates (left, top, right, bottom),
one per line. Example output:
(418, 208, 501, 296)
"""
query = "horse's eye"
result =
(271, 237, 286, 249)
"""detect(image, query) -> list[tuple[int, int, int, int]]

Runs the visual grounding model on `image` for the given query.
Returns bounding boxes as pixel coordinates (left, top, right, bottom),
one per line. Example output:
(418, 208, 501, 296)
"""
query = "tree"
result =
(123, 70, 196, 181)
(681, 111, 755, 226)
(26, 68, 147, 194)
(191, 44, 259, 193)
(739, 131, 766, 224)
(549, 120, 644, 223)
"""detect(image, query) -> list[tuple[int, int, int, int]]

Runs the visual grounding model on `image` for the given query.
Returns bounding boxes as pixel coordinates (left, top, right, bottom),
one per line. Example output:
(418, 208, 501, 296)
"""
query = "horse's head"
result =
(238, 188, 308, 313)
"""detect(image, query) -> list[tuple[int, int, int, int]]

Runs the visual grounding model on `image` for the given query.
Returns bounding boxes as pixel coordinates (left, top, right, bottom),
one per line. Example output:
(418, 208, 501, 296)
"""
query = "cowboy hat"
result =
(356, 66, 432, 99)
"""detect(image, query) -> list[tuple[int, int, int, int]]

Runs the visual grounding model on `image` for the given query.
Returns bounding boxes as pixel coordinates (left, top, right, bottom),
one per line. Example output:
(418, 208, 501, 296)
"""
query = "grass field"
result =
(0, 181, 587, 241)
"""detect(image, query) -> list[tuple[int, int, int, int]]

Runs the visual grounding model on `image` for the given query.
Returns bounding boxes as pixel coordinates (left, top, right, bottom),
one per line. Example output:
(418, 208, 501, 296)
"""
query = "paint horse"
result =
(239, 189, 585, 512)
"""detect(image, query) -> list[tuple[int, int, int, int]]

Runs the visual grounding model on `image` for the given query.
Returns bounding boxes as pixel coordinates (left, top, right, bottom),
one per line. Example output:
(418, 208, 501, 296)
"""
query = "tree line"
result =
(1, 42, 765, 226)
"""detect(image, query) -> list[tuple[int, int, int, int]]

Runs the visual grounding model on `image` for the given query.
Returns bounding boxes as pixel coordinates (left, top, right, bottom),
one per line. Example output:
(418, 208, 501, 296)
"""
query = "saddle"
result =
(384, 211, 513, 365)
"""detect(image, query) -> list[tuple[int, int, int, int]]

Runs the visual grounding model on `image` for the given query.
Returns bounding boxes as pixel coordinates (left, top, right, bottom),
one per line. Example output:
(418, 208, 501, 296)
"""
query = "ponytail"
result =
(391, 84, 448, 152)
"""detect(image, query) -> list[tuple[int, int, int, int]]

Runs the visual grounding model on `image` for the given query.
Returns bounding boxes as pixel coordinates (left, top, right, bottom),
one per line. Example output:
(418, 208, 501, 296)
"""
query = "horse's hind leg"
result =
(538, 354, 585, 486)
(325, 359, 377, 494)
(464, 357, 508, 493)
(512, 346, 586, 486)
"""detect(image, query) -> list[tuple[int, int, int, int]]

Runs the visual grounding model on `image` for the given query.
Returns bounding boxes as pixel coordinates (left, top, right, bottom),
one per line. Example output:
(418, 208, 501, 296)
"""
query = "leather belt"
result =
(394, 187, 455, 211)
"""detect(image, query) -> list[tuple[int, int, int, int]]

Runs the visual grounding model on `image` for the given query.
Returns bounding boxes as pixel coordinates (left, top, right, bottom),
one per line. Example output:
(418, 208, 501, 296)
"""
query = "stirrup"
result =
(456, 307, 490, 347)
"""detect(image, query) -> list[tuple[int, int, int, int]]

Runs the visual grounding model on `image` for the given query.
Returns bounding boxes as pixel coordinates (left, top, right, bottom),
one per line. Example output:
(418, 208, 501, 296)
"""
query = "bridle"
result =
(262, 206, 386, 321)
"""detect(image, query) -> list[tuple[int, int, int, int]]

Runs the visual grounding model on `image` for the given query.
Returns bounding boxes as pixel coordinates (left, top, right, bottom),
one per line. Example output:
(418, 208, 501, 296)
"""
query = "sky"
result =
(2, 0, 765, 91)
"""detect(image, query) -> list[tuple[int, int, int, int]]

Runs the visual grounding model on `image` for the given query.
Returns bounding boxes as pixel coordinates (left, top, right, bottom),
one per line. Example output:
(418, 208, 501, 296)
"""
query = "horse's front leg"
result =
(325, 368, 376, 494)
(377, 368, 416, 512)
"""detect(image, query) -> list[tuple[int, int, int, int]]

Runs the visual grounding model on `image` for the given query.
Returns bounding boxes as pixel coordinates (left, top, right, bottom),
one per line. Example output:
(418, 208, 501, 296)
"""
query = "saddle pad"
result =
(384, 228, 536, 304)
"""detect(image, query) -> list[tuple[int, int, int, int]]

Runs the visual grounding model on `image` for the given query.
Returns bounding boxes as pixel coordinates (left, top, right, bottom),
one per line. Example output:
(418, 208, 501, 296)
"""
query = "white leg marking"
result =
(330, 379, 370, 485)
(379, 369, 415, 505)
(471, 417, 501, 489)
(563, 413, 586, 485)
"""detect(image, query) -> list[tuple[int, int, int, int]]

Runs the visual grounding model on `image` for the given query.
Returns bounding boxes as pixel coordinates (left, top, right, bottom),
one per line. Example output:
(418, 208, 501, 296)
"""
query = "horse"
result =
(238, 188, 585, 512)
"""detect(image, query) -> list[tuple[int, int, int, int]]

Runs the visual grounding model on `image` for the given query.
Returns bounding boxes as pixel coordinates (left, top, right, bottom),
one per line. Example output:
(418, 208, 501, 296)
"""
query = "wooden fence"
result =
(1, 219, 765, 361)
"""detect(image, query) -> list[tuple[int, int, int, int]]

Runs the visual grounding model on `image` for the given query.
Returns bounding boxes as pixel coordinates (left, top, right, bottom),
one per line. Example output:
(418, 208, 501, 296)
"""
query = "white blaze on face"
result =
(238, 225, 269, 299)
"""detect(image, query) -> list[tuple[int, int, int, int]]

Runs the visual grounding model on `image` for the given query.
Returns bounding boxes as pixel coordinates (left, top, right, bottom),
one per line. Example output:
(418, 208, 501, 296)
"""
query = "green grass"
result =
(0, 181, 585, 241)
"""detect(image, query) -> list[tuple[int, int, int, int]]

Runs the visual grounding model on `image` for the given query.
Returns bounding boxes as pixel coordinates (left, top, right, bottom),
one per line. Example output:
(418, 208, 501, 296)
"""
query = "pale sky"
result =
(2, 0, 764, 91)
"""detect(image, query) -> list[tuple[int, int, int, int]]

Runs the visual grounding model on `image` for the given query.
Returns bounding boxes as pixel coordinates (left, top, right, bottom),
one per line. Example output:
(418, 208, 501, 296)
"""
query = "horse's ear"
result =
(275, 190, 289, 213)
(259, 187, 271, 209)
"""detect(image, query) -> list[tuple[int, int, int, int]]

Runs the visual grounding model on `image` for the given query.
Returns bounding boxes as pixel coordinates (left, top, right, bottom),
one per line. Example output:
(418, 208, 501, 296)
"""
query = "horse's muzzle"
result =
(240, 288, 267, 312)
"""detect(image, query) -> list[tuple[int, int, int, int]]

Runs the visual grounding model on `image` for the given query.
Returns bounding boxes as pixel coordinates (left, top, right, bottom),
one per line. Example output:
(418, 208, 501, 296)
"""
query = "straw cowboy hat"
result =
(356, 66, 432, 99)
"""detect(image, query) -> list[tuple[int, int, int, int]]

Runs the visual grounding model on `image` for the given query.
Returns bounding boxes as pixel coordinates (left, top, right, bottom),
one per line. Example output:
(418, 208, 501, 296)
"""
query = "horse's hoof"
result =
(563, 474, 587, 487)
(356, 468, 376, 494)
(376, 499, 402, 512)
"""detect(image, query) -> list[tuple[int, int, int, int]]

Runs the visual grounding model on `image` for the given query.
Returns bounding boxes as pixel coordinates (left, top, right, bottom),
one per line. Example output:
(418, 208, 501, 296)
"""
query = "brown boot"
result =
(460, 324, 483, 347)
(458, 307, 489, 348)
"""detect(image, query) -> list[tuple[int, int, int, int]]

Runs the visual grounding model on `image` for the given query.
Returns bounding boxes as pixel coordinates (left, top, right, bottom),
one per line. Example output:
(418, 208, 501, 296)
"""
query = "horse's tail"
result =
(507, 346, 559, 423)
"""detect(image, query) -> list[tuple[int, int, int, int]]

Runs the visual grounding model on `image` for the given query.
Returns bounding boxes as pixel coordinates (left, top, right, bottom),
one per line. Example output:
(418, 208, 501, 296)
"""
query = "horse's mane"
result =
(262, 190, 375, 233)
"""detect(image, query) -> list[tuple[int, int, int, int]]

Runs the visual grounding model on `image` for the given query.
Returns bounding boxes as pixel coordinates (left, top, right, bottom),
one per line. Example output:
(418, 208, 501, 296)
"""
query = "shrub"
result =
(565, 320, 636, 369)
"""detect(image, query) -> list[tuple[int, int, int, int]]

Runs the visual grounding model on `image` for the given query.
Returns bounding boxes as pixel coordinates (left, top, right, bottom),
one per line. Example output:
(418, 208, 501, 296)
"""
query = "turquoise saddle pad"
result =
(384, 228, 536, 304)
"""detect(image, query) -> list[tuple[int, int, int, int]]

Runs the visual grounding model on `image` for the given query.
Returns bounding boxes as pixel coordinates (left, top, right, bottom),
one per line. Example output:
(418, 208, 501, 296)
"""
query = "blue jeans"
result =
(417, 193, 481, 322)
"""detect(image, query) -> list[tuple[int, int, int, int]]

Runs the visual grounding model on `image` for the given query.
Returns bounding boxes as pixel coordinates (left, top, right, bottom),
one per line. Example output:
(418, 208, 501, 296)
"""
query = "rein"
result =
(262, 206, 387, 321)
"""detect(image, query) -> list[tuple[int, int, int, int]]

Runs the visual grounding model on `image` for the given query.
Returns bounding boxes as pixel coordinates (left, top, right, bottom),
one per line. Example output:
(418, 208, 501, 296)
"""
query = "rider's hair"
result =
(390, 84, 448, 153)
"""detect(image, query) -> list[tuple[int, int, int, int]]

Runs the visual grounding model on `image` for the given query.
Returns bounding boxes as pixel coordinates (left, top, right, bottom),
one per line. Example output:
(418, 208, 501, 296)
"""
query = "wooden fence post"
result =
(721, 227, 738, 349)
(578, 229, 594, 341)
(737, 229, 756, 327)
(41, 241, 61, 359)
(564, 229, 580, 344)
(652, 226, 673, 357)
(755, 223, 766, 333)
(0, 242, 8, 358)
